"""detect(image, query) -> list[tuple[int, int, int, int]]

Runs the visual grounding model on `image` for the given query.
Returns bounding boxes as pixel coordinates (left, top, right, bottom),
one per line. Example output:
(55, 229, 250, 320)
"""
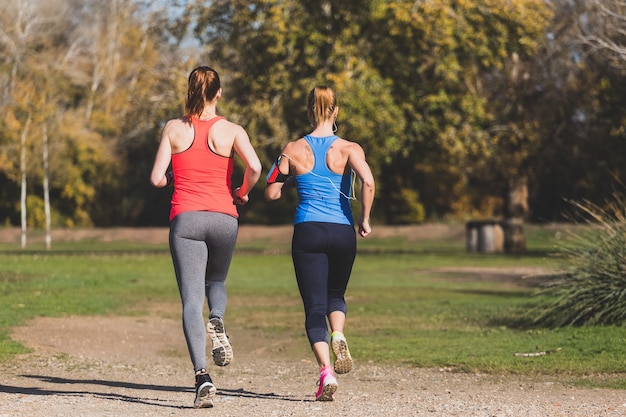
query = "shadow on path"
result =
(0, 374, 307, 410)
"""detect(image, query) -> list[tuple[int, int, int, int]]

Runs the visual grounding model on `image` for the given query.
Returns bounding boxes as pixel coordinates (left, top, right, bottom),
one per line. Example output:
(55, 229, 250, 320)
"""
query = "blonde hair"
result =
(185, 66, 220, 117)
(307, 86, 337, 127)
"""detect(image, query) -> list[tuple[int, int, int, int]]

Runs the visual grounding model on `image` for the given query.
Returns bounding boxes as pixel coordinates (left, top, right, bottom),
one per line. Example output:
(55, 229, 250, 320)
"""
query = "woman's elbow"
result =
(264, 186, 281, 201)
(362, 176, 375, 193)
(248, 161, 263, 180)
(252, 164, 263, 179)
(150, 175, 162, 188)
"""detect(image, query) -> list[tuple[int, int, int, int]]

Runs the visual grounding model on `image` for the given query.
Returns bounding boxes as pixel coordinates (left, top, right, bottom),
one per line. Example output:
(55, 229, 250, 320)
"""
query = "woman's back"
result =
(167, 117, 244, 158)
(284, 136, 354, 177)
(287, 135, 354, 225)
(169, 116, 237, 221)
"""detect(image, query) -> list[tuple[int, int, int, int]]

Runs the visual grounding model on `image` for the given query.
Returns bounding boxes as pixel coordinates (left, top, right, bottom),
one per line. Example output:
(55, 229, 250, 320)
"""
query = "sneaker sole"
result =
(212, 345, 232, 367)
(208, 319, 233, 367)
(194, 383, 216, 408)
(332, 338, 353, 374)
(316, 382, 338, 401)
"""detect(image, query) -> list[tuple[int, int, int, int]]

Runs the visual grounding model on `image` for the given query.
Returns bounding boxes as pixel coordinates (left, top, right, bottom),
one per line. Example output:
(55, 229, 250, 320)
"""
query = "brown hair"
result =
(185, 66, 221, 117)
(307, 86, 337, 127)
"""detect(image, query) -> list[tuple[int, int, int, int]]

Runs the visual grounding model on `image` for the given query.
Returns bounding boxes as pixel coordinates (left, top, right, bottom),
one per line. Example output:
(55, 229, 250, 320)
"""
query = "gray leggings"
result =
(169, 211, 238, 371)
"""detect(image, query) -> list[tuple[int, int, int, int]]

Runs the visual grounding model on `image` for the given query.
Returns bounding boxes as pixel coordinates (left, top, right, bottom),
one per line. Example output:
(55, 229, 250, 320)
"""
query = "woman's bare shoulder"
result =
(213, 118, 247, 136)
(335, 138, 364, 153)
(283, 138, 308, 152)
(164, 116, 192, 131)
(163, 118, 194, 151)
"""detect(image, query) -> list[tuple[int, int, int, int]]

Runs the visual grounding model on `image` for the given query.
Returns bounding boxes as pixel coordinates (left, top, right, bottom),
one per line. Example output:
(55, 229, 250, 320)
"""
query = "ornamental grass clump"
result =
(530, 198, 626, 328)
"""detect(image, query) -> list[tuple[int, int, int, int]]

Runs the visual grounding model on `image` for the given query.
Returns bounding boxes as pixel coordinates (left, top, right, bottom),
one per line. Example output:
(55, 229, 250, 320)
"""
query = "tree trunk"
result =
(20, 113, 32, 249)
(42, 123, 51, 250)
(503, 176, 528, 253)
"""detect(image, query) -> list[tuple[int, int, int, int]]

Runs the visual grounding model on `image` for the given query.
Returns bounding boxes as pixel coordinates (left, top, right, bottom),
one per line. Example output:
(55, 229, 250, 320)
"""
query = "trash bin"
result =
(466, 220, 504, 253)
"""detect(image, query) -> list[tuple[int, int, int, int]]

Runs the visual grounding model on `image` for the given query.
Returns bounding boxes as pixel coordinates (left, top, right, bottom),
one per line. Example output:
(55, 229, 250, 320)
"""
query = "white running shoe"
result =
(331, 331, 353, 374)
(207, 317, 233, 366)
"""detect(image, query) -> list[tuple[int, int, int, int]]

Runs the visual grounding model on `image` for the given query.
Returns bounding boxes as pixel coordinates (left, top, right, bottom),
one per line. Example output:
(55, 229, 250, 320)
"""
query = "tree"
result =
(0, 0, 58, 244)
(579, 0, 626, 68)
(0, 0, 186, 229)
(528, 0, 626, 223)
(18, 110, 31, 248)
(367, 1, 553, 240)
(188, 0, 405, 223)
(42, 122, 51, 249)
(2, 0, 626, 229)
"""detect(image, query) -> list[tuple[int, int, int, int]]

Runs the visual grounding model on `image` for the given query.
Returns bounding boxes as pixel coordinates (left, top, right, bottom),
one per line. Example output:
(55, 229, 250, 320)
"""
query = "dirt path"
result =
(0, 306, 624, 417)
(0, 226, 625, 416)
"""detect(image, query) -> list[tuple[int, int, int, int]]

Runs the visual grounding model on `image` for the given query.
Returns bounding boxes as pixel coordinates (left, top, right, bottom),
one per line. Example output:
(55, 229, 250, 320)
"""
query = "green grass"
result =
(1, 225, 625, 389)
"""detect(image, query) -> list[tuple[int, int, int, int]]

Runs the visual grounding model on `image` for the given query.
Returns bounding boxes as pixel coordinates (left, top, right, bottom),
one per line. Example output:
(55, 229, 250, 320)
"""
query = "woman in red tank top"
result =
(150, 66, 261, 409)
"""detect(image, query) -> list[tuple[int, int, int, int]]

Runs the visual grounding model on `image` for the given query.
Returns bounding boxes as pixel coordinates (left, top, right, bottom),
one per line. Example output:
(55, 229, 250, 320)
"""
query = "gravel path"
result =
(1, 313, 624, 417)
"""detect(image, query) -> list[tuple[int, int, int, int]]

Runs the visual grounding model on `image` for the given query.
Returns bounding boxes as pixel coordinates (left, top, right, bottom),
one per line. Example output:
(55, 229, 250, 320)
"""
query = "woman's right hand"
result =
(233, 187, 249, 205)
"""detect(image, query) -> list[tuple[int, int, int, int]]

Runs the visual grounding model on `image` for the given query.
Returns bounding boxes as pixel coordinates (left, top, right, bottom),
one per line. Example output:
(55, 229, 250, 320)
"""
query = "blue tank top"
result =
(293, 135, 354, 225)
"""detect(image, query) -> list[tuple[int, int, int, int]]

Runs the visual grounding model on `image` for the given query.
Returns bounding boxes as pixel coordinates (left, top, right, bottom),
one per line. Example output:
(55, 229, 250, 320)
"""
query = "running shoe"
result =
(207, 317, 233, 366)
(315, 366, 338, 401)
(194, 372, 216, 408)
(331, 331, 353, 374)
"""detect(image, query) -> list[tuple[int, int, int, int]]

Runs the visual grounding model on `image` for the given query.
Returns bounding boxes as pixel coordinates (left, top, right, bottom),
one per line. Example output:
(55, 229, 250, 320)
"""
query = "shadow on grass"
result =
(0, 249, 170, 256)
(478, 295, 553, 330)
(0, 241, 559, 258)
(434, 268, 555, 331)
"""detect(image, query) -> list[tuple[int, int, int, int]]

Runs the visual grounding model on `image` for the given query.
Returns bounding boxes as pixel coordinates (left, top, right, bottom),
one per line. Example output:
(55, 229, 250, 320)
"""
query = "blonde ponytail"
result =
(307, 86, 337, 127)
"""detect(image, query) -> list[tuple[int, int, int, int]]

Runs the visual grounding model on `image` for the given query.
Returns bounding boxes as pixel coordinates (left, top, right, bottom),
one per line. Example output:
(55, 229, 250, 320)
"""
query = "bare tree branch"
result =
(578, 0, 626, 67)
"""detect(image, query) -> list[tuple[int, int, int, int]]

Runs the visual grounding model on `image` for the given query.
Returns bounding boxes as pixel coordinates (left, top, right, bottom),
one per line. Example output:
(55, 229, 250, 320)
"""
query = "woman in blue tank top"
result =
(265, 86, 375, 401)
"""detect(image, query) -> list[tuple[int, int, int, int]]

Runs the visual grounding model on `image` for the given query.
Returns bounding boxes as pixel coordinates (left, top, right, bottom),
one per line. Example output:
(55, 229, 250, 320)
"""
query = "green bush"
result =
(530, 199, 626, 327)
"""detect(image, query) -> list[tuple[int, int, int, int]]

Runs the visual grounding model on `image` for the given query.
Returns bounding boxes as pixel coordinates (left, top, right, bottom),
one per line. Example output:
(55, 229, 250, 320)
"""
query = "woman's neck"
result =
(309, 120, 335, 137)
(198, 106, 217, 120)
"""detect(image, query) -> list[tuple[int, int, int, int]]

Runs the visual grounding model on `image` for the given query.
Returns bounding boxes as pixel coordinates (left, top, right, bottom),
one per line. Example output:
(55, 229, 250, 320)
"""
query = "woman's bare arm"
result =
(348, 144, 375, 237)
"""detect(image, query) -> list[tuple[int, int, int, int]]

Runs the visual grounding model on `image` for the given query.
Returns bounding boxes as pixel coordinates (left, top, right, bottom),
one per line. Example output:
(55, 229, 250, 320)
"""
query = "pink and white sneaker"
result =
(315, 366, 338, 401)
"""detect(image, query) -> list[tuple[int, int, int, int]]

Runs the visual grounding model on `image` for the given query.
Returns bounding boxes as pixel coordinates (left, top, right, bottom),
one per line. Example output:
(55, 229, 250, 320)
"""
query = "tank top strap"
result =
(190, 116, 226, 149)
(303, 135, 338, 171)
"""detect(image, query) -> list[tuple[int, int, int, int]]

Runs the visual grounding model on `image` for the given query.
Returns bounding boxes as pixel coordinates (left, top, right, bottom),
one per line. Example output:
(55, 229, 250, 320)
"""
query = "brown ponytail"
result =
(185, 66, 221, 118)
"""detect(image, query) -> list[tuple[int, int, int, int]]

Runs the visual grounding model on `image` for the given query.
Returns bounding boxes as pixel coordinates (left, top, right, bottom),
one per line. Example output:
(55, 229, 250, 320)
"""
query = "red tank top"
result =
(169, 116, 237, 221)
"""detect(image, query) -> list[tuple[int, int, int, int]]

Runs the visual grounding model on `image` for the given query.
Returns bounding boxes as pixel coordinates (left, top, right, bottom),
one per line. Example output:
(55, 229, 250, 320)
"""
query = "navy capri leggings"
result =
(292, 222, 357, 346)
